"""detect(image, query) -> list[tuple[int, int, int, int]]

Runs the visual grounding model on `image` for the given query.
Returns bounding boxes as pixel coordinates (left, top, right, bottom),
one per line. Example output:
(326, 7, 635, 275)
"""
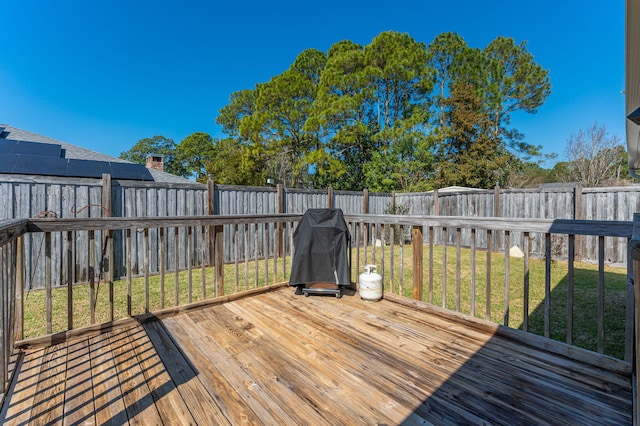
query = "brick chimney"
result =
(146, 154, 165, 172)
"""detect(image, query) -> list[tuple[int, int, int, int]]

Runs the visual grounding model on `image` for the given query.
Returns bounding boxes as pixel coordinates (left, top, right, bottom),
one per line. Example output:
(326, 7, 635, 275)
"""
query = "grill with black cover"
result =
(289, 208, 351, 298)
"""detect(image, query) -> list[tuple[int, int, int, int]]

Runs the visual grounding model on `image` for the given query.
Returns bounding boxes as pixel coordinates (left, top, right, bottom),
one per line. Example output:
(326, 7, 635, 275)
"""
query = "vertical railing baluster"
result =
(486, 229, 493, 322)
(187, 226, 193, 303)
(470, 228, 476, 317)
(412, 225, 423, 301)
(201, 226, 206, 300)
(66, 231, 73, 330)
(371, 223, 377, 266)
(234, 224, 239, 293)
(289, 222, 294, 285)
(126, 229, 132, 316)
(566, 234, 574, 344)
(15, 235, 24, 342)
(355, 222, 361, 283)
(108, 228, 114, 322)
(244, 223, 249, 290)
(214, 225, 224, 297)
(282, 222, 289, 282)
(428, 226, 434, 304)
(544, 232, 551, 338)
(88, 230, 94, 326)
(254, 224, 259, 288)
(380, 224, 385, 290)
(364, 222, 369, 266)
(504, 230, 511, 327)
(264, 222, 269, 285)
(598, 235, 605, 353)
(399, 225, 405, 297)
(523, 232, 530, 333)
(273, 223, 278, 284)
(456, 227, 461, 312)
(144, 228, 150, 313)
(174, 227, 179, 306)
(441, 227, 447, 308)
(159, 227, 165, 309)
(389, 225, 395, 295)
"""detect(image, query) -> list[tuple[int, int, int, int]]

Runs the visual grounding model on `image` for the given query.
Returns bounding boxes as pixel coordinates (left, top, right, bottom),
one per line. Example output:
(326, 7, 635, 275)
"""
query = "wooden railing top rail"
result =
(0, 219, 29, 246)
(344, 214, 633, 238)
(25, 214, 304, 233)
(15, 213, 632, 239)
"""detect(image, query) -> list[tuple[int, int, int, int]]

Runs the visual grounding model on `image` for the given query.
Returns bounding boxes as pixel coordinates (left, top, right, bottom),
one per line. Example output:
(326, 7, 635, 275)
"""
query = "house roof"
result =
(0, 124, 194, 184)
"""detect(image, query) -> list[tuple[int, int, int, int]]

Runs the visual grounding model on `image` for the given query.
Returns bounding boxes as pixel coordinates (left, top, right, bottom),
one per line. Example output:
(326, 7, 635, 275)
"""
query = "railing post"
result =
(412, 226, 423, 301)
(629, 212, 640, 426)
(214, 225, 224, 297)
(14, 236, 24, 341)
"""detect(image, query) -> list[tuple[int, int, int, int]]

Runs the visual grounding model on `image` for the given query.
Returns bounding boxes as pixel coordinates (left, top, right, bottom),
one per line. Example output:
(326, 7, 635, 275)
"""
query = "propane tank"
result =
(359, 264, 383, 302)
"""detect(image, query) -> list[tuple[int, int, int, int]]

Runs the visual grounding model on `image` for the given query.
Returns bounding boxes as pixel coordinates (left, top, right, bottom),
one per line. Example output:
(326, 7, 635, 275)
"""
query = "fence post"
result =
(434, 189, 439, 215)
(328, 186, 333, 209)
(574, 184, 584, 260)
(207, 178, 216, 215)
(412, 225, 424, 301)
(363, 189, 369, 214)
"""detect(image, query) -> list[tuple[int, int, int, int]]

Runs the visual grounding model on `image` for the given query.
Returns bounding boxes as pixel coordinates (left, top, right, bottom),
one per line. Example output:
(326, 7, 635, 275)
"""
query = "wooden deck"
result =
(1, 286, 633, 425)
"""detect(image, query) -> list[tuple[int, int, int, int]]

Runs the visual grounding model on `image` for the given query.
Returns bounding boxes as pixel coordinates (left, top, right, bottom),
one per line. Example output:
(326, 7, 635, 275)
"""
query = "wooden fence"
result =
(3, 174, 640, 290)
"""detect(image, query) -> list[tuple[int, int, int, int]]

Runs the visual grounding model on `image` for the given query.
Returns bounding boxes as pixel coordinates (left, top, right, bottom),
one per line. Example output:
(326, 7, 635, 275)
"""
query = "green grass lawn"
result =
(22, 244, 629, 359)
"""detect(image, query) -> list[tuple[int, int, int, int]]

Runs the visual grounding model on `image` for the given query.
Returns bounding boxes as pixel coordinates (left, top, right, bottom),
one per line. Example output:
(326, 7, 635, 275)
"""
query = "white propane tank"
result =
(359, 264, 382, 302)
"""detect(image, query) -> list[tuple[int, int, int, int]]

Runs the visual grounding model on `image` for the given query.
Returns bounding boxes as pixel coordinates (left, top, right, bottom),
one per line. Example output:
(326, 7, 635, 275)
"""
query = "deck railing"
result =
(0, 219, 27, 404)
(346, 214, 634, 362)
(0, 213, 638, 414)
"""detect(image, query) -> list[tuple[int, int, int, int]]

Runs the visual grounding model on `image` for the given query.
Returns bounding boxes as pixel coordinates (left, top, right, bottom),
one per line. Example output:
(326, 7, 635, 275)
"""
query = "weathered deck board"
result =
(1, 287, 633, 425)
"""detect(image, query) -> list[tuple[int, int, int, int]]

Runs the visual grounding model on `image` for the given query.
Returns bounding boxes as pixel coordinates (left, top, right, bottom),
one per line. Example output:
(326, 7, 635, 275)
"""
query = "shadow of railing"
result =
(1, 318, 200, 425)
(523, 267, 628, 359)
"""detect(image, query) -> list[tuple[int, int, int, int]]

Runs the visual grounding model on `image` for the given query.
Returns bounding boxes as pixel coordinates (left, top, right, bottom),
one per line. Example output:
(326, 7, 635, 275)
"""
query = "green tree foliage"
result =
(119, 136, 187, 177)
(204, 138, 251, 185)
(481, 37, 551, 156)
(212, 31, 552, 191)
(435, 81, 511, 188)
(175, 132, 215, 182)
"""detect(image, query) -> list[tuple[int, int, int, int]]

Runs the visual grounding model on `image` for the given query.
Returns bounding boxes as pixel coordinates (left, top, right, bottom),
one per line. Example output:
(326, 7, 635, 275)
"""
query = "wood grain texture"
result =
(2, 287, 632, 425)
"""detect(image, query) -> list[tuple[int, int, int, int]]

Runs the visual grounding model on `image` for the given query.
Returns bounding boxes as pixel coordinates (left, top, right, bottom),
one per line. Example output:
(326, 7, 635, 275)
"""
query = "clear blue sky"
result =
(1, 0, 624, 168)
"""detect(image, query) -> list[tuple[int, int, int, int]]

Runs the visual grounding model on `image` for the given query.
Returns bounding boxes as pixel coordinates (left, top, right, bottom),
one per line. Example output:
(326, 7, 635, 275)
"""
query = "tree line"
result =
(120, 31, 630, 190)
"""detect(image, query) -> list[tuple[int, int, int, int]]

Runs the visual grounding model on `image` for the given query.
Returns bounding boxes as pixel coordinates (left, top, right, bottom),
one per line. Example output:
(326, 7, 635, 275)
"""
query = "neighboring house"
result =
(0, 124, 192, 184)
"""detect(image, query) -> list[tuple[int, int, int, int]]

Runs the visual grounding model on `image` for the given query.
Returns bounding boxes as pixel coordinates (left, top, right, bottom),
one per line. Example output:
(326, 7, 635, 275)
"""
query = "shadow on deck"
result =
(1, 286, 632, 425)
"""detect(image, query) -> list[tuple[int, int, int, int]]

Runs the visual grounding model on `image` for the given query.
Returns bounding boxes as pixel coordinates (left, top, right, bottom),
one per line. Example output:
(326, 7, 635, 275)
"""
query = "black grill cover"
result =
(289, 208, 350, 286)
